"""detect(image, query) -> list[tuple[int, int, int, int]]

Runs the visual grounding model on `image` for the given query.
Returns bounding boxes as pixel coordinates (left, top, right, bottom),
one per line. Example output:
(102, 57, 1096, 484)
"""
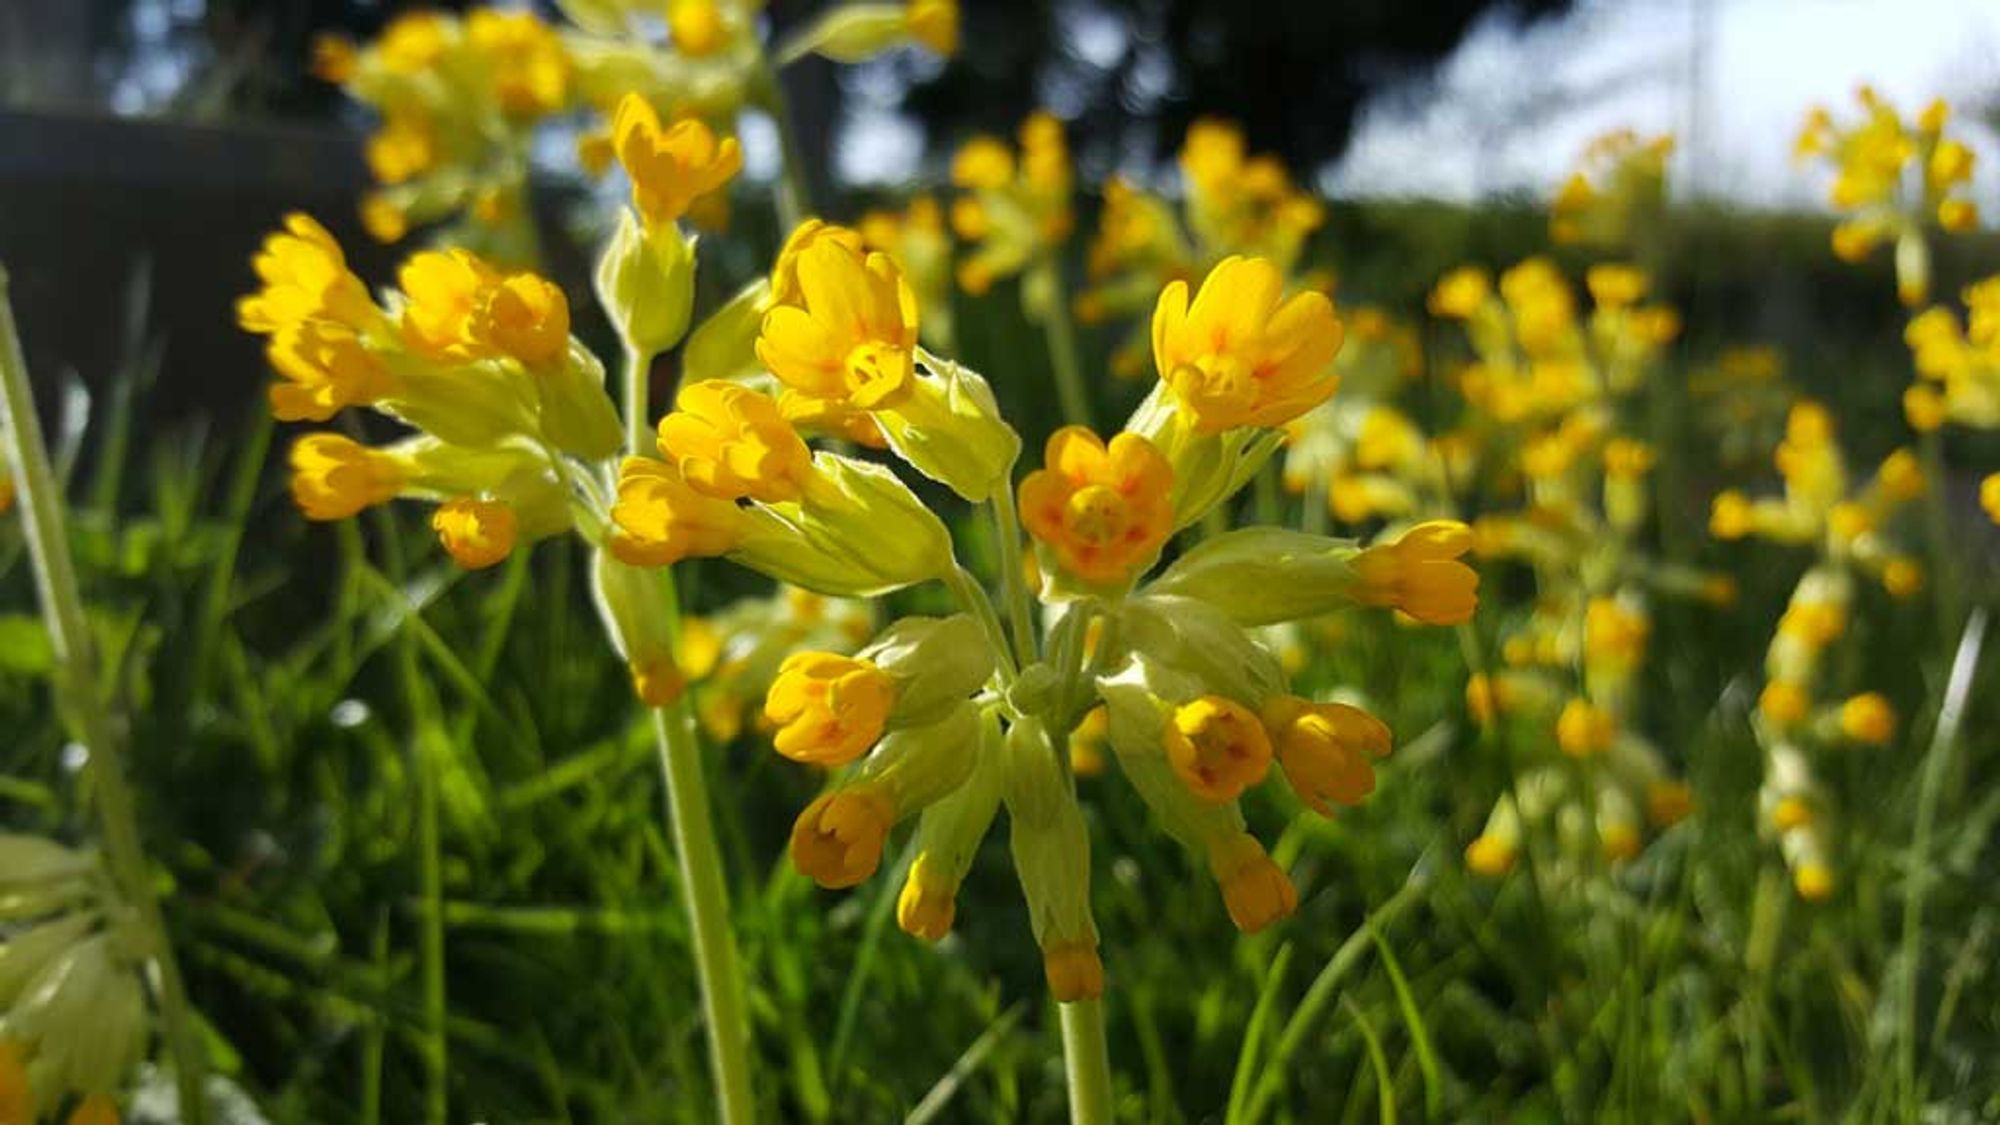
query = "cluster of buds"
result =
(1710, 402, 1926, 897)
(0, 836, 149, 1124)
(1689, 345, 1796, 470)
(1278, 308, 1435, 528)
(316, 1, 958, 255)
(1427, 240, 1717, 876)
(1549, 129, 1675, 252)
(1904, 274, 2000, 439)
(1076, 118, 1329, 379)
(1794, 88, 1980, 306)
(619, 237, 1482, 998)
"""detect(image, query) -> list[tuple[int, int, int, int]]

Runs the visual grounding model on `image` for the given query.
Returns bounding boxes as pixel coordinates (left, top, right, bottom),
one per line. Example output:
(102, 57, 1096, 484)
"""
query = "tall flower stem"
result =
(0, 269, 209, 1124)
(620, 334, 757, 1123)
(990, 486, 1039, 665)
(1059, 997, 1114, 1125)
(652, 701, 758, 1123)
(755, 62, 814, 233)
(1030, 261, 1095, 429)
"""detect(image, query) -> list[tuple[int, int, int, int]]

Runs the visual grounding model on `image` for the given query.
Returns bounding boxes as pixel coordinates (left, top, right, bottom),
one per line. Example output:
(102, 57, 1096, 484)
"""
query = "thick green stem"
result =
(652, 703, 758, 1123)
(1059, 998, 1114, 1125)
(1031, 261, 1095, 429)
(990, 487, 1039, 665)
(0, 269, 210, 1124)
(944, 564, 1019, 682)
(624, 345, 655, 458)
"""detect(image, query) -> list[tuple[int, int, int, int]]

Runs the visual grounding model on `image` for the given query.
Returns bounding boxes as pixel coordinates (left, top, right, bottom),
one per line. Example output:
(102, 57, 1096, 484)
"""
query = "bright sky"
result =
(1327, 0, 2000, 207)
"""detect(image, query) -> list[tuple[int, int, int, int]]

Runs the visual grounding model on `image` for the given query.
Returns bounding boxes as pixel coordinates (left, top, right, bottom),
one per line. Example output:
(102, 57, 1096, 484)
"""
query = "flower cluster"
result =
(1549, 129, 1675, 251)
(949, 112, 1076, 298)
(1076, 118, 1329, 379)
(644, 245, 1482, 999)
(0, 836, 149, 1125)
(1794, 88, 1980, 306)
(1710, 401, 1926, 897)
(1903, 274, 2000, 437)
(1278, 307, 1432, 528)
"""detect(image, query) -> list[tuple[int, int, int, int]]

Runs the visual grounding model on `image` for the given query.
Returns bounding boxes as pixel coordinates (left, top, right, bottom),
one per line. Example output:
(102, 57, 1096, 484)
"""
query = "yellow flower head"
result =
(432, 498, 518, 570)
(238, 213, 375, 335)
(657, 381, 813, 504)
(1709, 490, 1754, 539)
(1838, 692, 1896, 745)
(266, 319, 396, 422)
(1778, 601, 1846, 647)
(1795, 863, 1835, 901)
(1209, 833, 1297, 934)
(1759, 680, 1811, 727)
(790, 787, 894, 888)
(1017, 427, 1174, 585)
(1983, 472, 2000, 524)
(906, 0, 960, 56)
(398, 249, 497, 362)
(1261, 695, 1391, 816)
(465, 8, 570, 118)
(1603, 437, 1656, 478)
(756, 240, 920, 409)
(1428, 266, 1491, 319)
(612, 95, 743, 228)
(609, 457, 749, 567)
(1151, 256, 1344, 433)
(377, 10, 453, 74)
(289, 434, 403, 521)
(669, 0, 727, 57)
(1163, 695, 1273, 803)
(1585, 598, 1650, 666)
(1042, 939, 1105, 1001)
(951, 136, 1015, 191)
(769, 220, 866, 308)
(1587, 264, 1649, 308)
(473, 272, 571, 368)
(1350, 521, 1479, 625)
(1465, 834, 1517, 877)
(763, 651, 895, 766)
(1556, 698, 1615, 757)
(897, 851, 959, 940)
(365, 106, 437, 186)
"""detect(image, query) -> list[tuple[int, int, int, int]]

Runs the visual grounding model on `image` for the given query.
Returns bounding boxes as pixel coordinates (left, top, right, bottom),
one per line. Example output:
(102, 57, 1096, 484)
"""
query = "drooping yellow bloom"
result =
(1042, 939, 1105, 1001)
(472, 272, 571, 369)
(1017, 427, 1174, 585)
(1162, 695, 1272, 803)
(237, 213, 376, 335)
(790, 787, 895, 888)
(769, 220, 867, 308)
(1349, 521, 1480, 625)
(1556, 697, 1615, 757)
(897, 852, 958, 940)
(609, 458, 750, 567)
(398, 249, 497, 362)
(1759, 680, 1810, 727)
(756, 240, 920, 410)
(1584, 597, 1650, 667)
(464, 9, 570, 118)
(1428, 266, 1491, 319)
(289, 434, 403, 521)
(612, 94, 743, 229)
(1261, 696, 1392, 815)
(1464, 834, 1517, 877)
(265, 319, 396, 422)
(763, 652, 896, 766)
(668, 0, 728, 56)
(432, 498, 518, 570)
(1209, 833, 1296, 934)
(1838, 692, 1896, 744)
(657, 381, 814, 504)
(1151, 256, 1344, 433)
(364, 105, 438, 186)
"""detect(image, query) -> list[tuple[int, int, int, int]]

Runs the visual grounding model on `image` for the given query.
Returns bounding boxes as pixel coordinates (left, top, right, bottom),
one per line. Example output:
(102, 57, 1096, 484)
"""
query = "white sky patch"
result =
(1328, 0, 2000, 208)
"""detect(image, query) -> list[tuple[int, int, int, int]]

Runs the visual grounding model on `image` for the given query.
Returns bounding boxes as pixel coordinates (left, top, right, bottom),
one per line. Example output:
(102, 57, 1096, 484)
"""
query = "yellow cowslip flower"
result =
(1555, 698, 1615, 758)
(1585, 597, 1649, 667)
(1586, 264, 1649, 309)
(1759, 680, 1810, 727)
(464, 9, 569, 118)
(1067, 704, 1110, 777)
(431, 497, 517, 570)
(657, 381, 814, 504)
(609, 457, 750, 567)
(790, 787, 896, 888)
(472, 272, 571, 369)
(1017, 427, 1174, 585)
(1150, 256, 1344, 433)
(763, 652, 896, 766)
(360, 193, 410, 243)
(1709, 490, 1754, 539)
(1207, 833, 1296, 934)
(1162, 695, 1272, 803)
(236, 213, 376, 335)
(364, 106, 437, 186)
(1349, 521, 1479, 625)
(1778, 601, 1846, 648)
(897, 851, 959, 940)
(1795, 863, 1835, 902)
(265, 319, 395, 422)
(289, 434, 404, 521)
(1646, 780, 1695, 828)
(1602, 437, 1655, 478)
(1771, 794, 1814, 832)
(1903, 384, 1946, 432)
(1838, 693, 1896, 744)
(376, 10, 453, 74)
(1428, 266, 1491, 319)
(1881, 557, 1924, 600)
(770, 220, 867, 308)
(1464, 834, 1517, 877)
(1261, 695, 1391, 815)
(397, 249, 497, 362)
(612, 94, 743, 229)
(1042, 939, 1105, 1002)
(756, 240, 920, 409)
(1983, 472, 2000, 524)
(669, 0, 727, 56)
(1873, 447, 1926, 502)
(906, 0, 960, 55)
